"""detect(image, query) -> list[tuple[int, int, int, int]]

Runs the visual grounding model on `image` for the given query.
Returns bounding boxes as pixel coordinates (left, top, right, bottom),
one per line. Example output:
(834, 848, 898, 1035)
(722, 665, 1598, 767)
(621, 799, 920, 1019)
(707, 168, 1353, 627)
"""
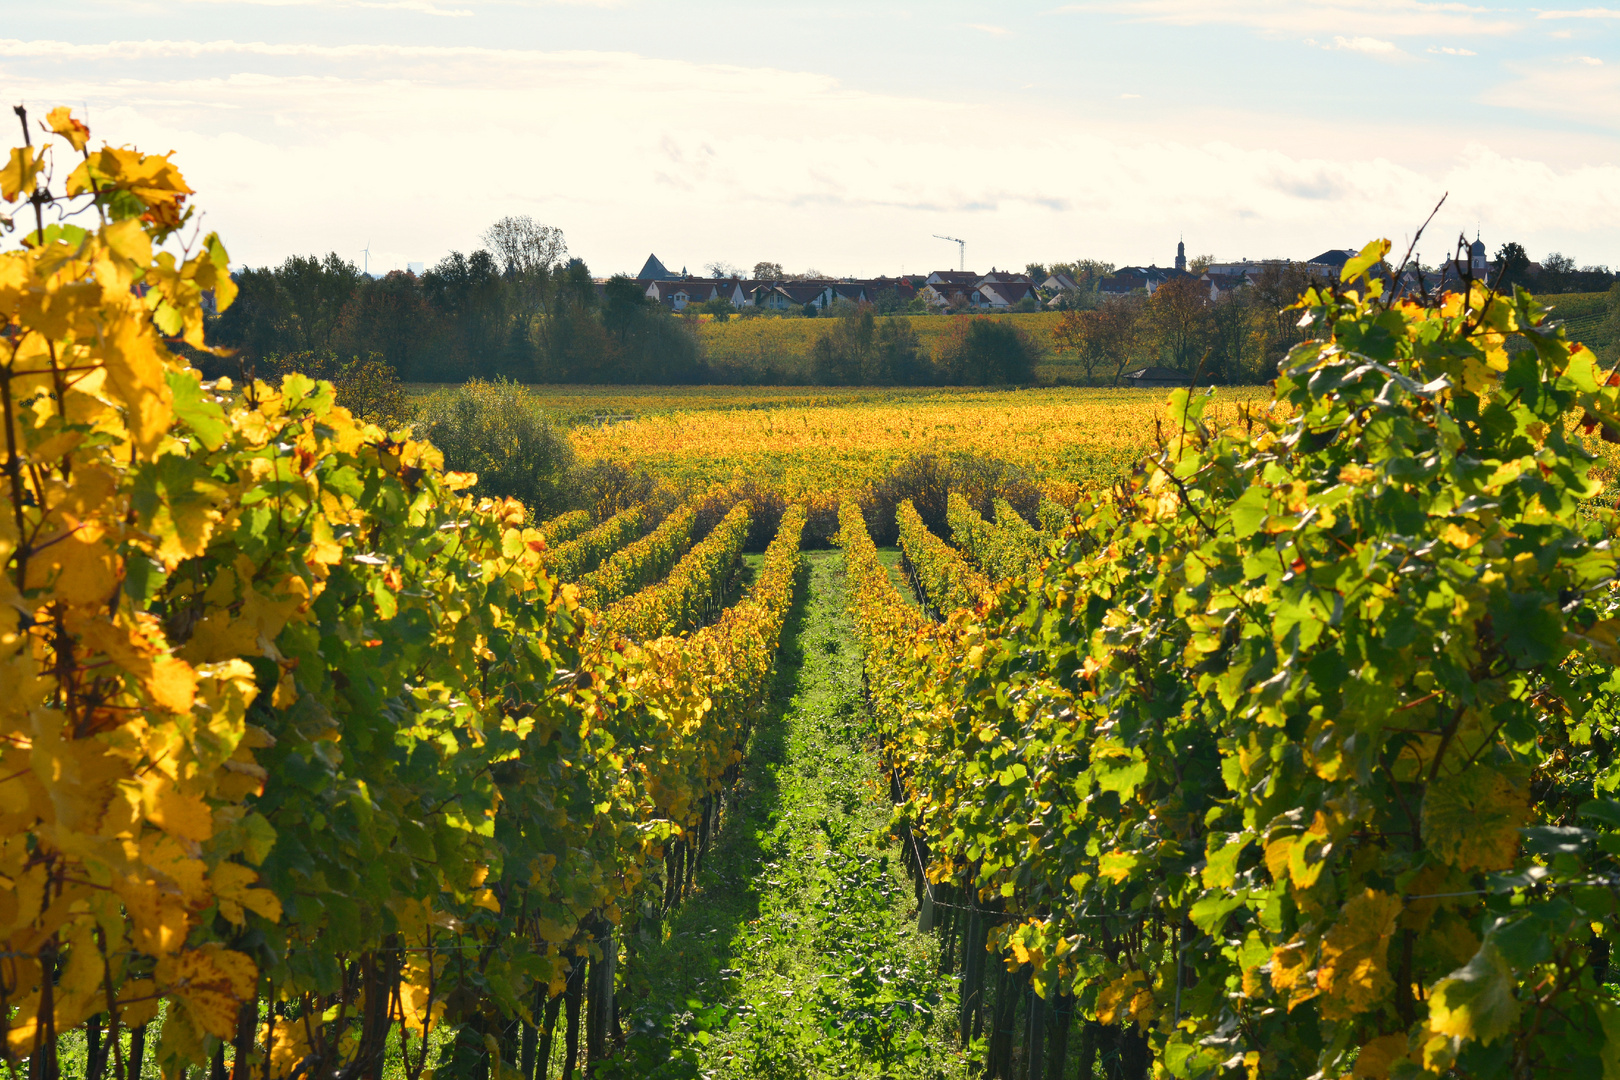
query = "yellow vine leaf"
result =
(212, 861, 283, 925)
(1421, 765, 1529, 872)
(0, 146, 42, 203)
(158, 945, 259, 1040)
(45, 107, 90, 152)
(1351, 1033, 1411, 1079)
(1316, 889, 1402, 1019)
(1427, 942, 1520, 1047)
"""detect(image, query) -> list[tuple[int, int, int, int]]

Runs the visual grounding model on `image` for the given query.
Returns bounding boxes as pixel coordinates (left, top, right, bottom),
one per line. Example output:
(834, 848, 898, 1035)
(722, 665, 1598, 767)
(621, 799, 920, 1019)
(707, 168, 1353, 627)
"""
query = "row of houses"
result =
(1098, 238, 1499, 301)
(629, 236, 1497, 315)
(633, 253, 1057, 313)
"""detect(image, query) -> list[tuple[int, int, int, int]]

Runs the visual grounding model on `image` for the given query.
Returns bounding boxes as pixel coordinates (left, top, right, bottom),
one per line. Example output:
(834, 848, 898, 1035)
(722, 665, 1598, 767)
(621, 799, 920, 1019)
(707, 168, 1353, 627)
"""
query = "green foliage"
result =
(1036, 497, 1070, 534)
(849, 267, 1620, 1077)
(269, 350, 409, 428)
(937, 318, 1039, 385)
(811, 308, 930, 386)
(413, 378, 576, 515)
(861, 452, 1042, 547)
(537, 508, 593, 549)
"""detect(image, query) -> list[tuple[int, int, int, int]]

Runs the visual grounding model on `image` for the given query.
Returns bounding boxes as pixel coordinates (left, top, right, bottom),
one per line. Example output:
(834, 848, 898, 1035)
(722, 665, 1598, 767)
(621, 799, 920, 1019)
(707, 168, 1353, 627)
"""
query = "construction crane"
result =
(933, 234, 965, 272)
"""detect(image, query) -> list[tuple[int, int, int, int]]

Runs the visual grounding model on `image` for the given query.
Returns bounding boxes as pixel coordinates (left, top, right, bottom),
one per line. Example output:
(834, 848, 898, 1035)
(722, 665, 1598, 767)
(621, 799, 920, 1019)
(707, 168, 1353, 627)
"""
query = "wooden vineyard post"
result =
(987, 966, 1019, 1078)
(585, 928, 616, 1068)
(1044, 993, 1075, 1080)
(1025, 984, 1046, 1080)
(561, 955, 585, 1080)
(127, 1024, 147, 1080)
(537, 987, 565, 1080)
(958, 897, 989, 1045)
(939, 888, 959, 975)
(231, 1000, 258, 1080)
(1075, 1021, 1099, 1080)
(520, 981, 541, 1080)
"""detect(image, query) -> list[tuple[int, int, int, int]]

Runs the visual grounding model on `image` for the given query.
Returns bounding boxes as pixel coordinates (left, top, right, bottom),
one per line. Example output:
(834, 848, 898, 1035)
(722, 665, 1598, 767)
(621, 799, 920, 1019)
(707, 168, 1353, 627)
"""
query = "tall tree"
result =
(482, 216, 567, 278)
(277, 253, 365, 351)
(1051, 309, 1102, 384)
(1495, 241, 1532, 287)
(1150, 275, 1212, 373)
(482, 216, 567, 321)
(1094, 295, 1147, 386)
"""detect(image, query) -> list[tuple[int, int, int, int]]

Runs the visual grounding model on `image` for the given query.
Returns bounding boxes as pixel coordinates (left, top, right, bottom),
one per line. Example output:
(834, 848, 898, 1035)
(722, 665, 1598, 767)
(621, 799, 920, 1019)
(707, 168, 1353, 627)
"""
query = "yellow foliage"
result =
(1316, 889, 1402, 1019)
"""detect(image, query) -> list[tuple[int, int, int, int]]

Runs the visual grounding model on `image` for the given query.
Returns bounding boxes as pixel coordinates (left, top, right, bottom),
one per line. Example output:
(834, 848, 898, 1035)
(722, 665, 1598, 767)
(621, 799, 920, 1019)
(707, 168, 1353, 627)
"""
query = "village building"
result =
(1126, 366, 1192, 388)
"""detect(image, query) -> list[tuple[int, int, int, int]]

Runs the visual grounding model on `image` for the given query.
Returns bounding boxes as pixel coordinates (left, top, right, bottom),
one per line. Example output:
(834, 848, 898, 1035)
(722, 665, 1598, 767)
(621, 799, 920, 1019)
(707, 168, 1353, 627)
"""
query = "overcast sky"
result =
(7, 1, 1619, 277)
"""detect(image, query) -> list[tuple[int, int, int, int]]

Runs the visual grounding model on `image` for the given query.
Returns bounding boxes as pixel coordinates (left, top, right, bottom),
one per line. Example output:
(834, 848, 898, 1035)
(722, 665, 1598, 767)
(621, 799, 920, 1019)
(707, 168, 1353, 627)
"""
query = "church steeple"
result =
(1175, 237, 1187, 273)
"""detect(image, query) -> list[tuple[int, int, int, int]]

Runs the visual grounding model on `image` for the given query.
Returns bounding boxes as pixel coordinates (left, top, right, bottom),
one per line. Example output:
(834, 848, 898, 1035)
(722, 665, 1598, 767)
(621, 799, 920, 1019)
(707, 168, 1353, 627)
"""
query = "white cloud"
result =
(962, 23, 1011, 36)
(1480, 57, 1620, 123)
(1428, 45, 1478, 55)
(1582, 55, 1607, 64)
(8, 37, 1620, 271)
(1119, 92, 1141, 98)
(1332, 35, 1406, 57)
(180, 0, 474, 13)
(1537, 7, 1620, 18)
(1065, 0, 1521, 39)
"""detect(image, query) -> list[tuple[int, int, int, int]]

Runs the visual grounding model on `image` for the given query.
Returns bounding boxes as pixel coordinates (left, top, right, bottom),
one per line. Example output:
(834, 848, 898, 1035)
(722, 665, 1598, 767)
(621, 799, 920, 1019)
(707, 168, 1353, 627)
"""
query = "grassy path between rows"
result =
(615, 549, 972, 1079)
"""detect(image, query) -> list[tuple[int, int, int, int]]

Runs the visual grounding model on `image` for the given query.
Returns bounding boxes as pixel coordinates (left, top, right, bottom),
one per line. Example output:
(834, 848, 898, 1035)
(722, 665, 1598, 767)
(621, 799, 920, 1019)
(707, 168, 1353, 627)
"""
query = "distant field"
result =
(694, 312, 1065, 371)
(1545, 292, 1613, 355)
(402, 384, 963, 422)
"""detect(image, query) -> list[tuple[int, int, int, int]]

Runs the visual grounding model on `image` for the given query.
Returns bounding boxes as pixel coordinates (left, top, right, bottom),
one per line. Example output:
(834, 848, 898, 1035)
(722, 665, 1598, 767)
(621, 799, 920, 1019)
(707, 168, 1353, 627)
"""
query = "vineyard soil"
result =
(619, 550, 972, 1078)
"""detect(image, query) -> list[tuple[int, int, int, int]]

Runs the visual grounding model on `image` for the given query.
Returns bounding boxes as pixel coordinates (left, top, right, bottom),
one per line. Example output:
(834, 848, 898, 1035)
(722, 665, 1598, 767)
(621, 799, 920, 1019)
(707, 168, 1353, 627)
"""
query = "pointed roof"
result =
(636, 253, 673, 281)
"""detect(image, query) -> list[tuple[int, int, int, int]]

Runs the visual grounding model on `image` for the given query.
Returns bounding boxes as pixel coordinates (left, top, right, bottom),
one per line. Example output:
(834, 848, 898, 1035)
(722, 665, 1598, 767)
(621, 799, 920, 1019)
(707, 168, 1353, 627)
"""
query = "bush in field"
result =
(937, 317, 1039, 385)
(861, 452, 1041, 545)
(413, 379, 575, 515)
(811, 308, 932, 385)
(269, 351, 409, 427)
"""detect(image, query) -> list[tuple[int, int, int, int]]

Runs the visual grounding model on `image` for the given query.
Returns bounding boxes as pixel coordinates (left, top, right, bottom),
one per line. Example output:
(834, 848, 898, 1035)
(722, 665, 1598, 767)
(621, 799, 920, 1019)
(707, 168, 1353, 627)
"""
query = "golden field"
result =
(565, 385, 1271, 494)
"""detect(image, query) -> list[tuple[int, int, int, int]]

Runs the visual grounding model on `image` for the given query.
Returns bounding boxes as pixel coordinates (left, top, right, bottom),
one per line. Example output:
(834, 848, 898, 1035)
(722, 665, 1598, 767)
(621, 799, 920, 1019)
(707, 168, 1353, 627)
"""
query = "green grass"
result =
(608, 549, 973, 1079)
(875, 547, 924, 612)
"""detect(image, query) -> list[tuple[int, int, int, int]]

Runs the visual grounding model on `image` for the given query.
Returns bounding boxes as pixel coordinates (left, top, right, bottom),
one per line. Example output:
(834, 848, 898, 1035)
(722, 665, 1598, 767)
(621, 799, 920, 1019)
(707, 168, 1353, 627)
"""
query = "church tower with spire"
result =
(1175, 238, 1187, 273)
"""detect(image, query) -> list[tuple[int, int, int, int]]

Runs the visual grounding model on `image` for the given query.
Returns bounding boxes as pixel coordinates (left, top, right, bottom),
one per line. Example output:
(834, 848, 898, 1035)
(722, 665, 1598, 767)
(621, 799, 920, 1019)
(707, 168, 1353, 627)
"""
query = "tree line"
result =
(209, 217, 707, 384)
(1050, 264, 1321, 385)
(209, 222, 1613, 389)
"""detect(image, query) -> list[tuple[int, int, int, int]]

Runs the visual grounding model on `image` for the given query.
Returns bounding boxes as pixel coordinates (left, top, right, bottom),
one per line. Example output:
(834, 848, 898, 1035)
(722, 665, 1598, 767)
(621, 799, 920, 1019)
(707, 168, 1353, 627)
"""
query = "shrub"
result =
(412, 378, 575, 516)
(937, 317, 1039, 385)
(269, 351, 409, 428)
(861, 452, 1040, 545)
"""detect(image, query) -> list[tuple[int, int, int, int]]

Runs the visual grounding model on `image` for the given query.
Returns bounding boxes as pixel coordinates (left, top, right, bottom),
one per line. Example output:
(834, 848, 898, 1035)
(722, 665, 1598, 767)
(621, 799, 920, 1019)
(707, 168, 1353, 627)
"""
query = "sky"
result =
(6, 1, 1620, 278)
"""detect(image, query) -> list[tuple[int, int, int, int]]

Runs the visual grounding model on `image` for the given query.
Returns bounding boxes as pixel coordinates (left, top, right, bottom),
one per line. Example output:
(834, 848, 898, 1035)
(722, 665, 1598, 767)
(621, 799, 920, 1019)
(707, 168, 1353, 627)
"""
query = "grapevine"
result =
(0, 108, 805, 1080)
(895, 497, 990, 616)
(600, 501, 750, 641)
(946, 492, 1042, 583)
(574, 504, 696, 611)
(537, 508, 592, 549)
(544, 503, 645, 582)
(848, 249, 1620, 1077)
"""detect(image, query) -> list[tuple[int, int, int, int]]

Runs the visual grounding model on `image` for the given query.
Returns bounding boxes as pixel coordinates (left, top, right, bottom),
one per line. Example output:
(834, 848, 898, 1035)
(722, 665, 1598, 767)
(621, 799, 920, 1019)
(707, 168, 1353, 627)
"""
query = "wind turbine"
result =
(934, 235, 966, 272)
(362, 240, 372, 277)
